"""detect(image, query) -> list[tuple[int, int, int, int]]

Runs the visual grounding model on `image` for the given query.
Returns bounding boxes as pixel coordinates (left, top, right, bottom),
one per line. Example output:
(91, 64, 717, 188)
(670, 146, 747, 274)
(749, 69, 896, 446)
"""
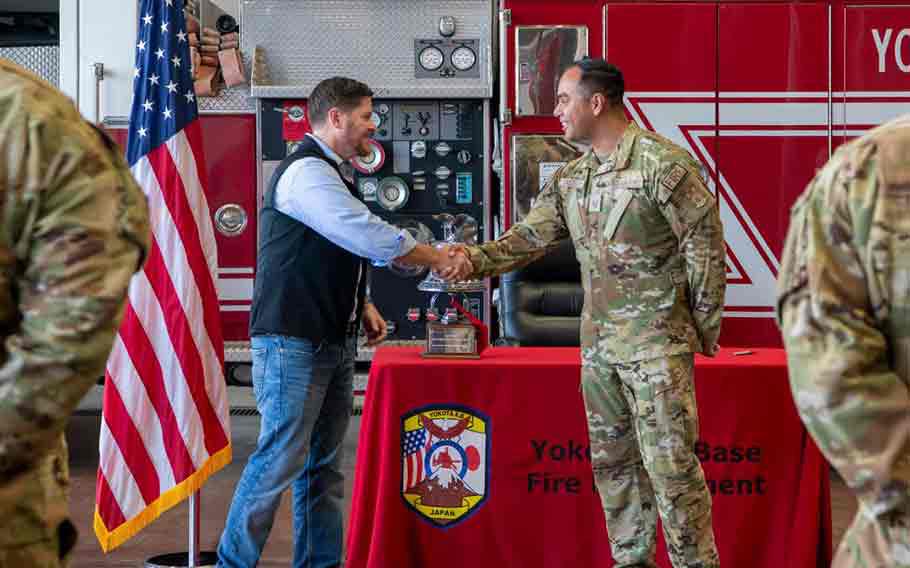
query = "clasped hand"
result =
(432, 245, 474, 282)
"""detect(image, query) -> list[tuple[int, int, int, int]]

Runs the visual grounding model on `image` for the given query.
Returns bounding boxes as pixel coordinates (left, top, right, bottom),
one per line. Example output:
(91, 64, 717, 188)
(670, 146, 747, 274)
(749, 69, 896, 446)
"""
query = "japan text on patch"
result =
(661, 163, 689, 193)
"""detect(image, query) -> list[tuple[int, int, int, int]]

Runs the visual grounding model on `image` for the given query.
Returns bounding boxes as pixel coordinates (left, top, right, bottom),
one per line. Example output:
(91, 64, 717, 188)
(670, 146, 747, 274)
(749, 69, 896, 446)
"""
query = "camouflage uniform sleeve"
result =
(0, 95, 149, 478)
(654, 159, 726, 354)
(777, 141, 910, 508)
(465, 167, 570, 279)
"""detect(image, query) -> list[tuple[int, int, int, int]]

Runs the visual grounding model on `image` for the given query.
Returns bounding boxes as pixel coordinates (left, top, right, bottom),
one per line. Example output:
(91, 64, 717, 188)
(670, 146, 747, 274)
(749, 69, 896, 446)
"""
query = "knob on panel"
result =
(214, 203, 248, 237)
(376, 176, 410, 212)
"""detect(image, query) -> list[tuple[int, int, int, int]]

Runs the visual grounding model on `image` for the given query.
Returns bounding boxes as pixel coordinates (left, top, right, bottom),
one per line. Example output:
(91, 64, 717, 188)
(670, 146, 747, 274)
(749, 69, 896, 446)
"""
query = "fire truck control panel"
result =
(259, 97, 490, 341)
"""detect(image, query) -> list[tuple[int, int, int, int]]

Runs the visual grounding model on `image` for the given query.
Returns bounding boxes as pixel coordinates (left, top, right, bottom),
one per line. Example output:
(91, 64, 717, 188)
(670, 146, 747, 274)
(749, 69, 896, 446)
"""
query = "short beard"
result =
(356, 140, 372, 157)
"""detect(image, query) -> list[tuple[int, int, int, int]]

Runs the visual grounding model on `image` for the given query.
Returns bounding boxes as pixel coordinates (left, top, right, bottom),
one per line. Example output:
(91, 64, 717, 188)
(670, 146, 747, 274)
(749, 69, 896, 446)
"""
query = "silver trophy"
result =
(418, 213, 485, 294)
(417, 214, 485, 358)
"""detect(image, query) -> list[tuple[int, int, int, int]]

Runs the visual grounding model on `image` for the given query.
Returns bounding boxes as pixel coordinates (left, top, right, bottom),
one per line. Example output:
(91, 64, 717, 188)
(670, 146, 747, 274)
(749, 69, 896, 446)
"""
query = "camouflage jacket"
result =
(0, 61, 149, 540)
(777, 115, 910, 510)
(468, 122, 726, 362)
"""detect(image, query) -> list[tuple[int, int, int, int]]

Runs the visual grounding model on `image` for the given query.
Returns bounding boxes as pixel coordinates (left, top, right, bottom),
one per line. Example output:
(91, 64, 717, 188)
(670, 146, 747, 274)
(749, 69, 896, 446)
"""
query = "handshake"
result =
(430, 244, 474, 282)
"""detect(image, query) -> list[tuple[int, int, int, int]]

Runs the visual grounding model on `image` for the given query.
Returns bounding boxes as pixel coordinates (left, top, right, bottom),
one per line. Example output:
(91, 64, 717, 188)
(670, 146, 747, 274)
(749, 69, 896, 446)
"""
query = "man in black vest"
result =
(217, 77, 458, 568)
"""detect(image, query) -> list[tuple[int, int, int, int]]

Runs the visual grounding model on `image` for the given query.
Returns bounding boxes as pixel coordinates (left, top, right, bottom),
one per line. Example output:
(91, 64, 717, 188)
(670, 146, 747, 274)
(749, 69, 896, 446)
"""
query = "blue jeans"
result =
(217, 334, 355, 568)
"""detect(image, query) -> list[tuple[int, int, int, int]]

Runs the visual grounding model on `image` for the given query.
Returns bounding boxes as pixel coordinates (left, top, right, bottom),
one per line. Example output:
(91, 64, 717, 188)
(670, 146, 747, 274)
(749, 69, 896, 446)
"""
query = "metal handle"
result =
(498, 9, 512, 125)
(92, 62, 104, 125)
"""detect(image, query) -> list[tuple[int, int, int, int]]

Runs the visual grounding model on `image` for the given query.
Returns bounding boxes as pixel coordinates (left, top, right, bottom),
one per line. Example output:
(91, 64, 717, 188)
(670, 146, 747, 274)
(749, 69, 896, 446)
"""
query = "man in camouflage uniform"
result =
(449, 58, 725, 567)
(0, 61, 149, 566)
(777, 114, 910, 567)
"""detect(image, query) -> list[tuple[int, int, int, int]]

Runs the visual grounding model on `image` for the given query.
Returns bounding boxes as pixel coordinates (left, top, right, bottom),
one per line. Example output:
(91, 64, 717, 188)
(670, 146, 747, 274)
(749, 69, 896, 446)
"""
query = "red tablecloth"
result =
(347, 347, 832, 568)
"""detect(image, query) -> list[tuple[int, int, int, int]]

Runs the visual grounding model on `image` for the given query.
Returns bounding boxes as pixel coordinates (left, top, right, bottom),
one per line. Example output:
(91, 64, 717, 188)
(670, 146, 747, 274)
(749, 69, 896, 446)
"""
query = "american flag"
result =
(402, 428, 429, 491)
(94, 0, 231, 552)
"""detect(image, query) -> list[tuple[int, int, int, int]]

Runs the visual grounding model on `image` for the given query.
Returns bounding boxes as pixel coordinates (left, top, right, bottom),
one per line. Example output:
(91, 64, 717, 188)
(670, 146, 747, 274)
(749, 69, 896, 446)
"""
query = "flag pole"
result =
(144, 488, 216, 566)
(188, 490, 201, 568)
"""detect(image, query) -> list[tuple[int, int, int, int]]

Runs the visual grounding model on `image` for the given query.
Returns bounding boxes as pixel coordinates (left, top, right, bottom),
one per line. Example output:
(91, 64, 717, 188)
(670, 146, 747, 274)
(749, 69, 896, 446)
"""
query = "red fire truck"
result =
(12, 0, 908, 382)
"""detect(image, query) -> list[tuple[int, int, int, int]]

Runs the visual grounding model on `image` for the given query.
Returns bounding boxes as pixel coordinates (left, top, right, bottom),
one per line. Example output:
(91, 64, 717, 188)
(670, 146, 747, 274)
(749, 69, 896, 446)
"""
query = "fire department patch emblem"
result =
(401, 405, 490, 527)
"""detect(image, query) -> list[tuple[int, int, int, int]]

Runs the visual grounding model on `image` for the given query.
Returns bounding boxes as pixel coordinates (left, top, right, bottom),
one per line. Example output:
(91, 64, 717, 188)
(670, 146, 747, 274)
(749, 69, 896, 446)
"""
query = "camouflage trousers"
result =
(581, 352, 719, 568)
(790, 372, 910, 567)
(833, 503, 910, 568)
(0, 434, 77, 568)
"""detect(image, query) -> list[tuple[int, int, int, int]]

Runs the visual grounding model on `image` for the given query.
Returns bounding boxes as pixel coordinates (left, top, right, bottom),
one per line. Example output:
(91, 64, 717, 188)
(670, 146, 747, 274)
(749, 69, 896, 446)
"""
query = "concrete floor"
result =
(68, 387, 353, 567)
(66, 386, 858, 567)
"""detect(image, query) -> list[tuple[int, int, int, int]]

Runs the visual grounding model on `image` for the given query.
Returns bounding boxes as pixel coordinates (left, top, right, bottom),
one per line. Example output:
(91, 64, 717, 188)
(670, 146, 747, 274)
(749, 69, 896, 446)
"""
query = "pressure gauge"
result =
(418, 46, 445, 71)
(450, 46, 476, 71)
(351, 140, 386, 175)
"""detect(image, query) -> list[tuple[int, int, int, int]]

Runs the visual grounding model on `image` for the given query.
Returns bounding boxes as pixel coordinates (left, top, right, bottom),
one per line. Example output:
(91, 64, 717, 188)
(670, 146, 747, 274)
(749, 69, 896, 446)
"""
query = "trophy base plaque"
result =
(422, 322, 481, 359)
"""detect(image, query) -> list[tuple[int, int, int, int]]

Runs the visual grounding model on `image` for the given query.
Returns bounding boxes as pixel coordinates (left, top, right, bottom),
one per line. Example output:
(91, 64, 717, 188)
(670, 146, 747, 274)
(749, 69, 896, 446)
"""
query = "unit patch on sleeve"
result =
(660, 163, 689, 193)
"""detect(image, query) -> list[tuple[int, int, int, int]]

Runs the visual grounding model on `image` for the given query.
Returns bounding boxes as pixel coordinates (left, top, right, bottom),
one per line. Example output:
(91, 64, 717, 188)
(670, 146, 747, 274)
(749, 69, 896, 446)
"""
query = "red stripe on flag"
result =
(118, 303, 197, 482)
(96, 469, 126, 530)
(149, 129, 224, 360)
(142, 235, 229, 455)
(101, 373, 160, 505)
(406, 450, 423, 490)
(145, 141, 228, 456)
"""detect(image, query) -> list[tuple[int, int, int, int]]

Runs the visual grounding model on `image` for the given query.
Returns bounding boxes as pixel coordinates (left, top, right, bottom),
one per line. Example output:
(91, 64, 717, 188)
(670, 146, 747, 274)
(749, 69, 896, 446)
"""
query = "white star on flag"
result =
(177, 30, 187, 42)
(161, 21, 169, 33)
(137, 126, 147, 137)
(143, 13, 153, 25)
(149, 73, 159, 85)
(137, 40, 146, 51)
(172, 56, 181, 68)
(185, 90, 195, 103)
(163, 107, 173, 119)
(142, 100, 154, 111)
(166, 81, 178, 93)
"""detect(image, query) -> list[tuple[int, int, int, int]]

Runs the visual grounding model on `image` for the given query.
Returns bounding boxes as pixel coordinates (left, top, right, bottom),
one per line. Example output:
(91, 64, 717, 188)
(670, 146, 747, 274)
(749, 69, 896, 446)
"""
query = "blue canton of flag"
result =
(128, 0, 198, 166)
(402, 428, 428, 491)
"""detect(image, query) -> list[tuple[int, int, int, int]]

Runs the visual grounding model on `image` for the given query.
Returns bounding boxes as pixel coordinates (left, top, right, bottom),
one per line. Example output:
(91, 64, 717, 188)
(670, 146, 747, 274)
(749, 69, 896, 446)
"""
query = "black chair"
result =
(496, 239, 583, 346)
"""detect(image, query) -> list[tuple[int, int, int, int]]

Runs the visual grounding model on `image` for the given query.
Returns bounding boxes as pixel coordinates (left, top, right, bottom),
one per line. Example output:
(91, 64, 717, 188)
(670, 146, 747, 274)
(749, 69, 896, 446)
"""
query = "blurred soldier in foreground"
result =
(0, 61, 149, 566)
(446, 57, 726, 567)
(778, 114, 910, 567)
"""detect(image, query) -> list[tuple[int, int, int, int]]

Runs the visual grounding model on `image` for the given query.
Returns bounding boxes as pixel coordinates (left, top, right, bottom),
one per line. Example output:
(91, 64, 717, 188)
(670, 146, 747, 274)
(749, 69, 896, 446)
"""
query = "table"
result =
(346, 347, 832, 568)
